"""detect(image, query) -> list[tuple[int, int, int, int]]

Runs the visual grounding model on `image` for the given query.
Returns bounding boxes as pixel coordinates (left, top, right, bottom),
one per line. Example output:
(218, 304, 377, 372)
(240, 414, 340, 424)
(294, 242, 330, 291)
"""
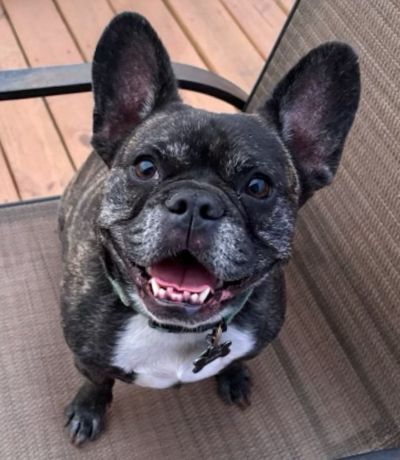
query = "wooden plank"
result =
(0, 7, 74, 200)
(0, 145, 19, 203)
(55, 0, 115, 62)
(110, 0, 236, 112)
(221, 0, 287, 59)
(165, 0, 264, 93)
(111, 0, 204, 65)
(3, 0, 82, 66)
(276, 0, 296, 15)
(3, 0, 93, 168)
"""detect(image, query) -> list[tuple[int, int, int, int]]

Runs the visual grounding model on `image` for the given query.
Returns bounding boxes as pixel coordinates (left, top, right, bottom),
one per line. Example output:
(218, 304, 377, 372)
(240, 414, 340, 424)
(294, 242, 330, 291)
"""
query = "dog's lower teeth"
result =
(149, 278, 213, 305)
(190, 293, 199, 304)
(150, 278, 159, 296)
(199, 287, 210, 303)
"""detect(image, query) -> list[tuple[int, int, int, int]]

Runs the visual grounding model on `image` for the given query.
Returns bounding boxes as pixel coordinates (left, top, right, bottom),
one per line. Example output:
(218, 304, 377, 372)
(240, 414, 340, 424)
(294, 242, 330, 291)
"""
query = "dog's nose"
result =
(165, 190, 225, 223)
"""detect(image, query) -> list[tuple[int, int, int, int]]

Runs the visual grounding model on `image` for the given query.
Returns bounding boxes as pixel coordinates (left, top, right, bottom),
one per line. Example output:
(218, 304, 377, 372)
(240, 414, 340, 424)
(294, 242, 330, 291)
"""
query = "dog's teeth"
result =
(150, 278, 159, 296)
(152, 285, 209, 304)
(199, 287, 211, 303)
(190, 293, 199, 304)
(175, 293, 183, 302)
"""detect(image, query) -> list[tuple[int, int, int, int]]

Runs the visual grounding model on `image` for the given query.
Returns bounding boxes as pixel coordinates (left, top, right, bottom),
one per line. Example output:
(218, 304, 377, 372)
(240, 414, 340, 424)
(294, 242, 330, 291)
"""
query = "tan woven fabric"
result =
(0, 201, 322, 459)
(1, 1, 400, 458)
(247, 0, 400, 456)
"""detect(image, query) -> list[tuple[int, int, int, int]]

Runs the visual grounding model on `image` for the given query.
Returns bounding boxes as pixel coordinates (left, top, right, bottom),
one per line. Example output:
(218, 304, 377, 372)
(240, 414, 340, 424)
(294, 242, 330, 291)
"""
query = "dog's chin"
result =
(126, 250, 255, 326)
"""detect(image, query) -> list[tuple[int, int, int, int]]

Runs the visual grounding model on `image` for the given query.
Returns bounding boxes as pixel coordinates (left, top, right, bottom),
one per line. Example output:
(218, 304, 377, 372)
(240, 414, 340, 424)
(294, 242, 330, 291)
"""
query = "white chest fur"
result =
(112, 315, 254, 389)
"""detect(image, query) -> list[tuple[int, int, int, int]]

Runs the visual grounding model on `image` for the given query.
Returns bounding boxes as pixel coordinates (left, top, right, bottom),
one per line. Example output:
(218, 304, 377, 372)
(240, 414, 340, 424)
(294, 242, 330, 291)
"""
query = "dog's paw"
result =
(65, 402, 105, 446)
(64, 381, 113, 446)
(216, 362, 253, 408)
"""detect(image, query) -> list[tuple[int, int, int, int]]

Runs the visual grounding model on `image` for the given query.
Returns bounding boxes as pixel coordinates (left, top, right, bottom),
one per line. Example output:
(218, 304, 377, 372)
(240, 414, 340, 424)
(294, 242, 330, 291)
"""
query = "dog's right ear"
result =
(91, 13, 180, 166)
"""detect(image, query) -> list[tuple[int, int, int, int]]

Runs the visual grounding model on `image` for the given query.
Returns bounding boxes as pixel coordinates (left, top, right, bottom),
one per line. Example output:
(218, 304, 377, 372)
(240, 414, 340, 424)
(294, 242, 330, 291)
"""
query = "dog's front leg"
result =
(64, 365, 114, 446)
(216, 361, 253, 408)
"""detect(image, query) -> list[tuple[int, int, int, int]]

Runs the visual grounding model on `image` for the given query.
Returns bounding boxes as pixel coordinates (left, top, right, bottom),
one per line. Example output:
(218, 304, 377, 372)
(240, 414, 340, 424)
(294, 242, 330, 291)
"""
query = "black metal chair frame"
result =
(0, 62, 247, 109)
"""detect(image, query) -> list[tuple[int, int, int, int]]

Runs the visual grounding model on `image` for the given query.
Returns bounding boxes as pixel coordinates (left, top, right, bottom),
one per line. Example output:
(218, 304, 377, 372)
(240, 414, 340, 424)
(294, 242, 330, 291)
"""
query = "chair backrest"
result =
(245, 0, 400, 456)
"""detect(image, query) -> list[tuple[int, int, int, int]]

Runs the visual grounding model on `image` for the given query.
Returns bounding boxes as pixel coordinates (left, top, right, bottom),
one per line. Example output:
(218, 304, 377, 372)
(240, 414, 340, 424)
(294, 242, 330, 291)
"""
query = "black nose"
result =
(165, 190, 225, 223)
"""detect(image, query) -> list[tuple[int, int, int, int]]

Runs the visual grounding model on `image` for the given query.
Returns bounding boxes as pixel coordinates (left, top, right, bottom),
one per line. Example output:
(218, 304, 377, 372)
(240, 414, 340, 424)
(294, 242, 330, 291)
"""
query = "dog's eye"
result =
(133, 158, 158, 180)
(245, 176, 271, 199)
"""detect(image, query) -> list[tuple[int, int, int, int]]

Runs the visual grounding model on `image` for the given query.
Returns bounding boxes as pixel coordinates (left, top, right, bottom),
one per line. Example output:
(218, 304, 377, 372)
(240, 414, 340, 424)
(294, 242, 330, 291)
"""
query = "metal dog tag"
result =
(192, 321, 232, 373)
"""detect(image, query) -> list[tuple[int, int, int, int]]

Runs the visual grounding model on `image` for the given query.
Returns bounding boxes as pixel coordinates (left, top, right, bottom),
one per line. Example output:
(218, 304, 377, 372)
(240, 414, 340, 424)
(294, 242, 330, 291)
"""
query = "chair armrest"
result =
(0, 62, 247, 110)
(339, 448, 400, 460)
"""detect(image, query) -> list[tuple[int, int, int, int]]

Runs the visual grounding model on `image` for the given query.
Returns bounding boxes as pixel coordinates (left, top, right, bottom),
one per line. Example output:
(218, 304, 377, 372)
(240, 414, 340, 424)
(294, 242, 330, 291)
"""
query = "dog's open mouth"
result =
(103, 230, 261, 322)
(148, 251, 217, 306)
(129, 250, 254, 320)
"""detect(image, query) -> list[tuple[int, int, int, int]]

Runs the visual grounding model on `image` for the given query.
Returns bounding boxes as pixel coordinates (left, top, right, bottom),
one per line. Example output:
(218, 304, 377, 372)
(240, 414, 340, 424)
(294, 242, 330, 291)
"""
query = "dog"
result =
(59, 12, 360, 445)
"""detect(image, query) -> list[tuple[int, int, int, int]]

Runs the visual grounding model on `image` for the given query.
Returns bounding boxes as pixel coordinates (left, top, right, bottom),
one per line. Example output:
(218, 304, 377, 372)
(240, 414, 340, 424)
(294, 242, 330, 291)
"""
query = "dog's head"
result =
(93, 13, 360, 327)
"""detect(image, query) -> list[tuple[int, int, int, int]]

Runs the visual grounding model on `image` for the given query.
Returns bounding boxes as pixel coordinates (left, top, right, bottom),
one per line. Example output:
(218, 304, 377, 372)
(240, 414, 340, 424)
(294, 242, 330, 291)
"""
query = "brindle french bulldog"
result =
(59, 12, 360, 445)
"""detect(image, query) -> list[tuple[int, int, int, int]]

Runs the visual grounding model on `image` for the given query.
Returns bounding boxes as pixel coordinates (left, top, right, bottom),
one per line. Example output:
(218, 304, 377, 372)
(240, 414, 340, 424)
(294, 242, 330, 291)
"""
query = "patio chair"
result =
(0, 0, 399, 459)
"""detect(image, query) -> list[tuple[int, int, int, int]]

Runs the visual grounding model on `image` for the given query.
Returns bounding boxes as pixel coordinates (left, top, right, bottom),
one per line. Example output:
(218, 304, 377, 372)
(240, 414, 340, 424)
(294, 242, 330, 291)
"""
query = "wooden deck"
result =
(0, 0, 293, 204)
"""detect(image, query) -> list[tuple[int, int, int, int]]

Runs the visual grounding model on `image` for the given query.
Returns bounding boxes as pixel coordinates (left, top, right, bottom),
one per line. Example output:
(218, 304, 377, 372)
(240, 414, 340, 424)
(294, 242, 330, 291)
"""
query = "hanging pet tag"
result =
(192, 321, 232, 373)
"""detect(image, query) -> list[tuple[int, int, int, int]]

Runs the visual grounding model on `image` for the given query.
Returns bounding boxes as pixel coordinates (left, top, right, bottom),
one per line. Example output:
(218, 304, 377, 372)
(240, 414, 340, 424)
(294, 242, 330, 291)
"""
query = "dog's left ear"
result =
(261, 42, 361, 205)
(92, 13, 180, 165)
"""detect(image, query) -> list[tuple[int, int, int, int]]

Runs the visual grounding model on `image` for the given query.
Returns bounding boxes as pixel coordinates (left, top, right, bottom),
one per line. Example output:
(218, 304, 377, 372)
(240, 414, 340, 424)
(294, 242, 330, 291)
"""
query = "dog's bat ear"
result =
(91, 13, 180, 165)
(261, 42, 361, 205)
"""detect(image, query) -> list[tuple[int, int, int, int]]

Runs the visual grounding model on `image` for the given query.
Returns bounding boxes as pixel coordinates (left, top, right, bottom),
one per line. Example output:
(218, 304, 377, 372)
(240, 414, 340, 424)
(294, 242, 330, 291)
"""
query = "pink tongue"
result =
(150, 257, 216, 293)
